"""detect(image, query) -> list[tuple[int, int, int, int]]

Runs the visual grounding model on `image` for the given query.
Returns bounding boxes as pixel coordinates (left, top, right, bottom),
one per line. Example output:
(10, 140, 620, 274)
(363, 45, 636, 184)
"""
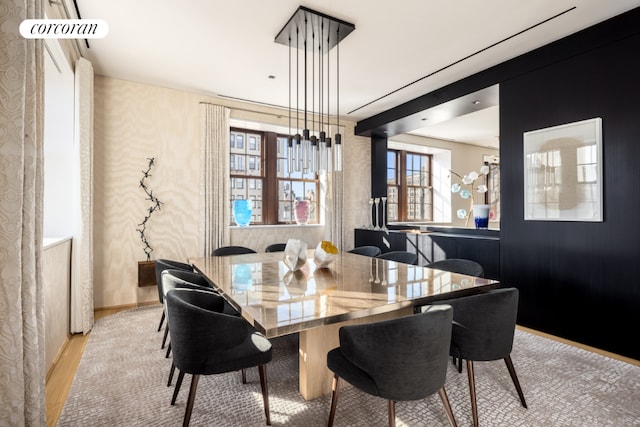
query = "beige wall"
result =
(93, 77, 370, 309)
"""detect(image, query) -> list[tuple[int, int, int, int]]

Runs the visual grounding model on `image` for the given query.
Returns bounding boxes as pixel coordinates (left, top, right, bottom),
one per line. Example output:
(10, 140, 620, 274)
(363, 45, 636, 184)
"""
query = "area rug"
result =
(57, 305, 640, 426)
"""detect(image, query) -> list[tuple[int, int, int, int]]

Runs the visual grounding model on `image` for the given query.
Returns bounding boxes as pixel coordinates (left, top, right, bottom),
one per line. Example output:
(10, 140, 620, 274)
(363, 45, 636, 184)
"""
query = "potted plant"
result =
(136, 157, 163, 286)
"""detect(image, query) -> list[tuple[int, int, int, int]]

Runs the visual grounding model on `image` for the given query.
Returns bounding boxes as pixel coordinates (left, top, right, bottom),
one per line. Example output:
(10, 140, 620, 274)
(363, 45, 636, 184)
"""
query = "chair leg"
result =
(157, 310, 165, 332)
(161, 324, 169, 349)
(327, 374, 340, 427)
(388, 400, 396, 427)
(183, 374, 199, 427)
(438, 387, 457, 427)
(171, 370, 185, 405)
(258, 365, 271, 425)
(242, 368, 247, 384)
(165, 342, 172, 358)
(466, 360, 479, 427)
(504, 356, 527, 409)
(457, 357, 463, 373)
(168, 362, 176, 387)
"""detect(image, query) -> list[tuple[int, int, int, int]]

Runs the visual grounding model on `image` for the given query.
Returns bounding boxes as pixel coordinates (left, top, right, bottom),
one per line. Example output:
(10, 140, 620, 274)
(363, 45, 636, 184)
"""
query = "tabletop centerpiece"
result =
(313, 240, 338, 268)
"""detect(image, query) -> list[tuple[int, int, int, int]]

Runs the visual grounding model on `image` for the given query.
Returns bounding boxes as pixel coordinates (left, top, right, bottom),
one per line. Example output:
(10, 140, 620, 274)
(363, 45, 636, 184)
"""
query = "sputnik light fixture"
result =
(275, 6, 355, 173)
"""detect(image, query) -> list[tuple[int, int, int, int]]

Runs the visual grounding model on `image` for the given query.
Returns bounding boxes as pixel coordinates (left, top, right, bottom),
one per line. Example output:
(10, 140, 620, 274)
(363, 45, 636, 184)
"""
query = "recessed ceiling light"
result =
(472, 100, 481, 105)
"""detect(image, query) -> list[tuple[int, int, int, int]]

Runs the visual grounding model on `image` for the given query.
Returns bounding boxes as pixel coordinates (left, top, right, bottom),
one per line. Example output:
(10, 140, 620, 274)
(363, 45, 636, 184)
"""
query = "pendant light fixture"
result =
(275, 6, 355, 173)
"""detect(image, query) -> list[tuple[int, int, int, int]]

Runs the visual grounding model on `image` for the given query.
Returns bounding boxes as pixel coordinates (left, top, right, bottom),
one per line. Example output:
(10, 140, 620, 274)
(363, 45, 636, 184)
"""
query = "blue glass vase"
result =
(473, 204, 490, 229)
(232, 199, 252, 227)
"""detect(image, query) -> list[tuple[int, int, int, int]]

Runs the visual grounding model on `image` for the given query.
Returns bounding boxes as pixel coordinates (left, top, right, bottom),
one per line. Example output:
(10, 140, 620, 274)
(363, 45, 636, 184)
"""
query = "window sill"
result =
(230, 223, 324, 230)
(43, 236, 72, 250)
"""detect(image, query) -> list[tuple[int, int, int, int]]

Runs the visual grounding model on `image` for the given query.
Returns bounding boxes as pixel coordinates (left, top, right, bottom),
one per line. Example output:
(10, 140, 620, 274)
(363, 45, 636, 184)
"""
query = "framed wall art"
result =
(523, 117, 602, 221)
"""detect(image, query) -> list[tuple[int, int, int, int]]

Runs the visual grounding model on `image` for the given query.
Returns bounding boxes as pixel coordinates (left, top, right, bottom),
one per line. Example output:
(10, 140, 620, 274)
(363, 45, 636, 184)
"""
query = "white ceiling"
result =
(71, 0, 639, 147)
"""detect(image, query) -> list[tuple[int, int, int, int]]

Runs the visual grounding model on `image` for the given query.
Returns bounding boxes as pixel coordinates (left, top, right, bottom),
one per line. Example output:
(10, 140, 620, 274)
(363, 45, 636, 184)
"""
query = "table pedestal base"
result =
(298, 306, 414, 400)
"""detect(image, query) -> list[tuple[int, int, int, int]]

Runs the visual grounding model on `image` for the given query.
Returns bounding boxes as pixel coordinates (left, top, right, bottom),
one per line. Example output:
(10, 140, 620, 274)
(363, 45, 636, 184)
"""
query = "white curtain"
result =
(199, 104, 230, 256)
(70, 57, 94, 334)
(0, 0, 47, 425)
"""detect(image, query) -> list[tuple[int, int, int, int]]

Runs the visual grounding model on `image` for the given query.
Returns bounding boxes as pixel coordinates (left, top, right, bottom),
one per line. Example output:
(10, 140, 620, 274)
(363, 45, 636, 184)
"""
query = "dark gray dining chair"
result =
(347, 245, 382, 257)
(166, 288, 272, 426)
(161, 269, 214, 354)
(162, 269, 219, 381)
(163, 269, 238, 316)
(427, 258, 484, 277)
(211, 245, 257, 256)
(155, 259, 193, 332)
(265, 243, 287, 252)
(162, 269, 243, 382)
(327, 305, 457, 427)
(376, 250, 418, 265)
(422, 287, 526, 427)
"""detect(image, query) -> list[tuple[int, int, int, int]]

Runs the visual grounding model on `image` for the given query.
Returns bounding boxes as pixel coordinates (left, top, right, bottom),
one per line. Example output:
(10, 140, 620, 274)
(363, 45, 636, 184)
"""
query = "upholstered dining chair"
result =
(327, 305, 457, 427)
(162, 269, 219, 383)
(166, 288, 273, 426)
(161, 269, 213, 354)
(422, 287, 527, 427)
(211, 245, 257, 256)
(376, 250, 418, 265)
(163, 269, 239, 316)
(347, 245, 382, 257)
(162, 269, 242, 380)
(265, 243, 287, 252)
(155, 259, 193, 333)
(427, 258, 484, 277)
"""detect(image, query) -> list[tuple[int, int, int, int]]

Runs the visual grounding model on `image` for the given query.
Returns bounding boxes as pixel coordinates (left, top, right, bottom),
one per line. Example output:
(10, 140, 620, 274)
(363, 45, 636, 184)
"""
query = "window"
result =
(483, 156, 501, 221)
(230, 128, 319, 225)
(230, 130, 262, 222)
(386, 149, 433, 222)
(43, 39, 75, 237)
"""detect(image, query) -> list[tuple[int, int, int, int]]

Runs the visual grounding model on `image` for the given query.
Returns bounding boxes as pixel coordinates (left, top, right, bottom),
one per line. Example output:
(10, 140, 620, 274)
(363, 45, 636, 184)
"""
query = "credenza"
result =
(354, 225, 500, 280)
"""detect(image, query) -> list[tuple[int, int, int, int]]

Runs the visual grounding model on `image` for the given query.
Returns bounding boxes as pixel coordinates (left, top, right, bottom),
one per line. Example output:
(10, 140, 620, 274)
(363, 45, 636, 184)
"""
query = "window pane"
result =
(387, 151, 397, 185)
(249, 195, 262, 223)
(277, 158, 286, 177)
(236, 155, 245, 173)
(279, 180, 294, 222)
(387, 185, 398, 221)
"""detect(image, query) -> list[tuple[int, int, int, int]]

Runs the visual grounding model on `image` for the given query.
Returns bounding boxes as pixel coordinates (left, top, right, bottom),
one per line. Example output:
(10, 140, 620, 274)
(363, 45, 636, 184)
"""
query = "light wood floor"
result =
(45, 306, 140, 427)
(45, 306, 639, 427)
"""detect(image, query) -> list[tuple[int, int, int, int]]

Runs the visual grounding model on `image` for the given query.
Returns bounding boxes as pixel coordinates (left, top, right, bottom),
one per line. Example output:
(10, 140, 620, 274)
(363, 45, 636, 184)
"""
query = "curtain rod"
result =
(198, 102, 345, 128)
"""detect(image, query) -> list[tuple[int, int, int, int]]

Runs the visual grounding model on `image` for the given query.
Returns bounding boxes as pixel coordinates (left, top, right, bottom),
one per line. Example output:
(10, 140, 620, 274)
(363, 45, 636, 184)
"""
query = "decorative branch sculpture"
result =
(136, 157, 163, 261)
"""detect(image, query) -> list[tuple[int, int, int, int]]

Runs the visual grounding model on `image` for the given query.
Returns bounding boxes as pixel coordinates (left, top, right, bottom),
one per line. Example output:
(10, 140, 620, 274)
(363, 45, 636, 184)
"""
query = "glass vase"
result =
(473, 204, 490, 229)
(232, 199, 252, 227)
(294, 199, 311, 225)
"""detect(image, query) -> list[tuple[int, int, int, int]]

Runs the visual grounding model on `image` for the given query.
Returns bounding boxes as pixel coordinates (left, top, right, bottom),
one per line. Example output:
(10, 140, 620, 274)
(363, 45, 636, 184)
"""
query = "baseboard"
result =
(516, 325, 639, 366)
(94, 301, 160, 312)
(46, 335, 70, 382)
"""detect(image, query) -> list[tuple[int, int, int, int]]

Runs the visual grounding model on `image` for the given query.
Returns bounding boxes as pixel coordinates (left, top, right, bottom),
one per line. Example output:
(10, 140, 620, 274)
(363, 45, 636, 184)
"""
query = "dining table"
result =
(190, 249, 499, 400)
